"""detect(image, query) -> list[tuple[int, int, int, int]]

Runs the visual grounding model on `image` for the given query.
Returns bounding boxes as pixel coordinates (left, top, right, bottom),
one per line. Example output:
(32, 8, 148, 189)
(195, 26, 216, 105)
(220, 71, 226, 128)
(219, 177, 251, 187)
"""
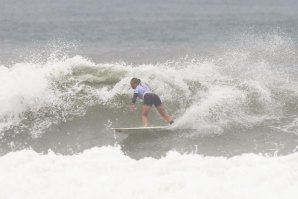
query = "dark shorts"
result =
(143, 93, 162, 107)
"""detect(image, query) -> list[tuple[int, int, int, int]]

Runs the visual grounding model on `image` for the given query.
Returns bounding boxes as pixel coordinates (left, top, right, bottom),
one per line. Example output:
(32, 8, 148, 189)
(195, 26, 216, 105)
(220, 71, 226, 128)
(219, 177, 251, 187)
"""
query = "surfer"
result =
(130, 78, 174, 127)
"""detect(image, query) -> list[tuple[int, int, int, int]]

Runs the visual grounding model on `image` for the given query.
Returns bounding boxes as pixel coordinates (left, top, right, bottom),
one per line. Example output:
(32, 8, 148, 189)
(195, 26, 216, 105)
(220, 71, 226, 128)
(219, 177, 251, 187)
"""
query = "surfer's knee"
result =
(142, 108, 149, 117)
(156, 106, 166, 116)
(142, 111, 148, 117)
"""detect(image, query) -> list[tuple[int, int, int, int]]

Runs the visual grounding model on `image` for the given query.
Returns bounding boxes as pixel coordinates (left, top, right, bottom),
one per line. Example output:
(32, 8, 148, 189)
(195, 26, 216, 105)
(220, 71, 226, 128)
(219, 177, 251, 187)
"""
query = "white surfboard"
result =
(111, 126, 171, 134)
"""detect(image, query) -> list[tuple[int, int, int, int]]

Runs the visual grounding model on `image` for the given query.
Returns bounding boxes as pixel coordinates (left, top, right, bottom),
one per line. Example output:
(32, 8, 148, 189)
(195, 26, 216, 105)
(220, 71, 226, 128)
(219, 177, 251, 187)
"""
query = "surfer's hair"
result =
(131, 78, 141, 84)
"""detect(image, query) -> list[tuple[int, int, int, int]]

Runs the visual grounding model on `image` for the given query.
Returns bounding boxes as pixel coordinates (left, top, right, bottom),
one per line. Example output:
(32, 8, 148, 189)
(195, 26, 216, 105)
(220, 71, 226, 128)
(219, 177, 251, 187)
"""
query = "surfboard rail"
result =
(111, 126, 171, 134)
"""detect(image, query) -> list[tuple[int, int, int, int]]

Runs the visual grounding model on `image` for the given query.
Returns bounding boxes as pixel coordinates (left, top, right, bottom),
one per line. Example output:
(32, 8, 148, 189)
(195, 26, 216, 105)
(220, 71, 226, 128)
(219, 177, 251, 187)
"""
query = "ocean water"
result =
(1, 0, 298, 198)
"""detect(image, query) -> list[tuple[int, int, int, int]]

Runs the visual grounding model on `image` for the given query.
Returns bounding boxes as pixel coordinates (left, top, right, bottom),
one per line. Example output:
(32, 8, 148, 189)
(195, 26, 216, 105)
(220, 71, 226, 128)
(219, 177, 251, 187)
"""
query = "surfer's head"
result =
(130, 78, 141, 89)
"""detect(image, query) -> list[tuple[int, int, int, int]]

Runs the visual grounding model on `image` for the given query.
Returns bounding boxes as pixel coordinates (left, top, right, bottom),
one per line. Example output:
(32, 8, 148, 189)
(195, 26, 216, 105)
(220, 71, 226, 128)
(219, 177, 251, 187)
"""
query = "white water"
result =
(0, 34, 297, 197)
(1, 32, 297, 137)
(1, 45, 296, 136)
(0, 146, 297, 199)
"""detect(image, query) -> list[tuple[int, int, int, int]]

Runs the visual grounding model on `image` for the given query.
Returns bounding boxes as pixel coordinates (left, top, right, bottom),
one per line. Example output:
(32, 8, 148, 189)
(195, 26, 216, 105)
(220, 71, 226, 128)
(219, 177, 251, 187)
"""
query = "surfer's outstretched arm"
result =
(131, 93, 138, 111)
(131, 103, 136, 112)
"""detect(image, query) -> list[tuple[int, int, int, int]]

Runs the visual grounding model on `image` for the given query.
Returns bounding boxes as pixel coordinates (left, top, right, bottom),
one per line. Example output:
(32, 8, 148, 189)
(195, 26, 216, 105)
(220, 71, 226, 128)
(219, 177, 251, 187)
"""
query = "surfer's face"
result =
(130, 81, 138, 89)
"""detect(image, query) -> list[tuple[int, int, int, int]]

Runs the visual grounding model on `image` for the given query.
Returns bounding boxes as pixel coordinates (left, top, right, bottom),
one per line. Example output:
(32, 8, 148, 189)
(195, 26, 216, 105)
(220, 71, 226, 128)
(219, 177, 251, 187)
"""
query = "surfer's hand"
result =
(130, 104, 136, 112)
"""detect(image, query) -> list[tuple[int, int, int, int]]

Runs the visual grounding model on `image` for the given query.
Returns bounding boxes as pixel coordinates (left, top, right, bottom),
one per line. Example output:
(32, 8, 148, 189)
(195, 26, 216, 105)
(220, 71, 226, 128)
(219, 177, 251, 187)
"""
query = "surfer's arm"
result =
(131, 93, 138, 111)
(131, 93, 138, 104)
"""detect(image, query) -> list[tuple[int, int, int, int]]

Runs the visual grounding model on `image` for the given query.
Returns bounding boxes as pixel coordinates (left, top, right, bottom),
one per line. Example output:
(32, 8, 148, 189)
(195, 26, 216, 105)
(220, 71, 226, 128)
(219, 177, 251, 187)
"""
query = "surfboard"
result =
(111, 126, 171, 134)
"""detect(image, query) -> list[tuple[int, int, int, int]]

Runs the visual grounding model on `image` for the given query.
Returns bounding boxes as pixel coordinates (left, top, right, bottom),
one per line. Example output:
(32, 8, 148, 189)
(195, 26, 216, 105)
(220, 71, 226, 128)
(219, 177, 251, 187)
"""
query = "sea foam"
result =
(0, 146, 297, 199)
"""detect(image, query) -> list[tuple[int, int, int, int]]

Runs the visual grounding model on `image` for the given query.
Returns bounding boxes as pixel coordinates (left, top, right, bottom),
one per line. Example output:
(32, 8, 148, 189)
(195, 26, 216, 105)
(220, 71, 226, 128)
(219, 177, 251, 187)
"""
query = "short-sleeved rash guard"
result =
(131, 83, 152, 103)
(134, 83, 152, 100)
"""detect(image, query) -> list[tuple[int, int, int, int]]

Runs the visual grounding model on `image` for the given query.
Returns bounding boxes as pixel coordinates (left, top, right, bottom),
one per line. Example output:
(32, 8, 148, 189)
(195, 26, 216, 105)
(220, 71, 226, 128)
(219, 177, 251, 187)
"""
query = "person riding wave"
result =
(130, 77, 174, 127)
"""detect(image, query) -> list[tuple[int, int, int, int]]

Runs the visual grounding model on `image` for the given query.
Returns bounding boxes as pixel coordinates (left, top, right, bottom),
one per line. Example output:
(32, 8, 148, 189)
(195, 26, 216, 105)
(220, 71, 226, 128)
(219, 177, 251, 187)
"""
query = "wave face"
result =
(0, 146, 298, 199)
(1, 33, 298, 157)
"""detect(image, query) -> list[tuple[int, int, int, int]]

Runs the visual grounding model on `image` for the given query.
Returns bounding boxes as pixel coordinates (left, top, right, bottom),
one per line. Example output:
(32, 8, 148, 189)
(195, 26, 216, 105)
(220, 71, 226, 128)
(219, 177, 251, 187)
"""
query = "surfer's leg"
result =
(142, 105, 151, 127)
(156, 105, 173, 124)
